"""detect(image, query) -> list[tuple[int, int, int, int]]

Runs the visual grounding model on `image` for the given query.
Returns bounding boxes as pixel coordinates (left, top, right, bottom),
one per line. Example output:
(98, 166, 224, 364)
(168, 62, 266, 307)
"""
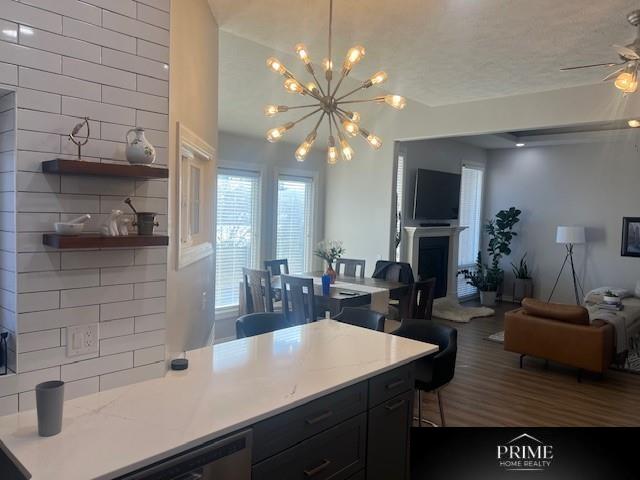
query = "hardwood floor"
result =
(415, 301, 640, 427)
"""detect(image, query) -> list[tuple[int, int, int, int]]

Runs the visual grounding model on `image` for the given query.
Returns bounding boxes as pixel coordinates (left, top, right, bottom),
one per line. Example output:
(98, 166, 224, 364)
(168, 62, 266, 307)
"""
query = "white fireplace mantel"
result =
(401, 226, 467, 298)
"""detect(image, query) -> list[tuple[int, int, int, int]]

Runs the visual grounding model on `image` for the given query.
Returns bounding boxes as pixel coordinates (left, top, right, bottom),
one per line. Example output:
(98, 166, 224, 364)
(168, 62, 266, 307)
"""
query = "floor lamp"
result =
(548, 226, 586, 305)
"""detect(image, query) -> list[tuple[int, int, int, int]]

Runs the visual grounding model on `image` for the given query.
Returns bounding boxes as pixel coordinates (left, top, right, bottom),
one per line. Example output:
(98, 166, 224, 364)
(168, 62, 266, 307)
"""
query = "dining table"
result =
(270, 272, 412, 318)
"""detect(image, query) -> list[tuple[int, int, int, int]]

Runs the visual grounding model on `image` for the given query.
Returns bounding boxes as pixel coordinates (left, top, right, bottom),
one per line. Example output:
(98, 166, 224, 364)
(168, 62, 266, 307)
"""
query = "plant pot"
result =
(325, 264, 337, 284)
(513, 278, 534, 302)
(480, 291, 497, 307)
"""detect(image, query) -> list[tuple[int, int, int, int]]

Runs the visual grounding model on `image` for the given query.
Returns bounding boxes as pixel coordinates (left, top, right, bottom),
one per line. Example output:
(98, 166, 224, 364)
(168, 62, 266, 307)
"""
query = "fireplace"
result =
(402, 225, 467, 299)
(418, 236, 449, 298)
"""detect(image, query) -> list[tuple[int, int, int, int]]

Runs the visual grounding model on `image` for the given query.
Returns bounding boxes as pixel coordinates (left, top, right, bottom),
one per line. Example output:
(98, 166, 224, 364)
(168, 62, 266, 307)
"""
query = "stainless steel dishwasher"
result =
(117, 429, 252, 480)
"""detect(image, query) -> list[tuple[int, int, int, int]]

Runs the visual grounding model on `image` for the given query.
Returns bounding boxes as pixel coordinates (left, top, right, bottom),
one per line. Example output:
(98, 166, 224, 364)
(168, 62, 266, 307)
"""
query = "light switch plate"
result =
(67, 324, 99, 357)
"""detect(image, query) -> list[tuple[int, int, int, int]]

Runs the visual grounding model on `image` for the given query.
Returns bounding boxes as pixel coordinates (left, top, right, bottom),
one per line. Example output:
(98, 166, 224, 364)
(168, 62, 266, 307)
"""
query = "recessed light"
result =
(516, 143, 525, 147)
(628, 119, 640, 128)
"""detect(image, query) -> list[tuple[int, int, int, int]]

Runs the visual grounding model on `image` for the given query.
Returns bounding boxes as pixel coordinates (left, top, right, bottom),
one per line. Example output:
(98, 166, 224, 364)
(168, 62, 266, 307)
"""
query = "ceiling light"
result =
(628, 119, 640, 127)
(263, 0, 406, 163)
(516, 143, 525, 147)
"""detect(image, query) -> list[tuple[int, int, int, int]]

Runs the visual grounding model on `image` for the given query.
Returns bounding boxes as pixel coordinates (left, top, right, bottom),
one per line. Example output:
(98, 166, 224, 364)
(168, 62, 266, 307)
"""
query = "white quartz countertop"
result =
(0, 320, 437, 480)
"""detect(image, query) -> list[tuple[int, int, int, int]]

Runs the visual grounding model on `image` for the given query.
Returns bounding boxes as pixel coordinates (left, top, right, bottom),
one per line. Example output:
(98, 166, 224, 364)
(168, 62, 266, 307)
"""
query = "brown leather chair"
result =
(504, 298, 614, 378)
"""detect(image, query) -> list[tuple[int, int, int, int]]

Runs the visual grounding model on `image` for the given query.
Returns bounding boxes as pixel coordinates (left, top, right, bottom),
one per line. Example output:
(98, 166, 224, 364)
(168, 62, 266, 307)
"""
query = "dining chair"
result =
(242, 267, 274, 314)
(334, 307, 385, 332)
(281, 274, 317, 325)
(335, 258, 366, 278)
(264, 259, 289, 276)
(392, 318, 457, 427)
(236, 312, 290, 339)
(409, 278, 437, 320)
(372, 260, 415, 320)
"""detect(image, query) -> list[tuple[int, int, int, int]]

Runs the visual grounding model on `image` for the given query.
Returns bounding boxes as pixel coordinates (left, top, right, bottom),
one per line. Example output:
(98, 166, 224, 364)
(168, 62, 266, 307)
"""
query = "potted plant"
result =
(602, 290, 620, 305)
(460, 253, 502, 306)
(511, 253, 533, 302)
(485, 207, 521, 300)
(314, 240, 345, 284)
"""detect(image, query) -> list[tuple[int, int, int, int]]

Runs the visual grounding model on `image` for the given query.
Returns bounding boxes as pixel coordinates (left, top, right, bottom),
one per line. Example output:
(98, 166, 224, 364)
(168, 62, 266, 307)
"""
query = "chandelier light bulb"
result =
(383, 94, 407, 110)
(346, 111, 361, 123)
(628, 119, 640, 127)
(266, 57, 287, 75)
(327, 136, 338, 164)
(295, 131, 318, 162)
(369, 71, 388, 86)
(266, 122, 293, 143)
(322, 58, 333, 72)
(295, 43, 311, 64)
(306, 82, 320, 95)
(342, 118, 359, 137)
(264, 105, 287, 117)
(284, 78, 304, 94)
(615, 71, 638, 93)
(340, 139, 354, 161)
(367, 133, 382, 150)
(345, 45, 365, 66)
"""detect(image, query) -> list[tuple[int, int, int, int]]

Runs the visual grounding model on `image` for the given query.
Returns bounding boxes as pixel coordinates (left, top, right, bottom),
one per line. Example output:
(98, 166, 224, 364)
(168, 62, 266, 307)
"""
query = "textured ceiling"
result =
(211, 0, 639, 107)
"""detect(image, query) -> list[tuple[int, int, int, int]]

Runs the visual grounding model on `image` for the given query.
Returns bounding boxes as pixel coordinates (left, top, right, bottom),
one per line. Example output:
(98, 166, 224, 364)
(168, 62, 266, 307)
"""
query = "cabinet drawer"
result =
(252, 382, 367, 463)
(253, 414, 366, 480)
(368, 363, 414, 407)
(366, 390, 414, 480)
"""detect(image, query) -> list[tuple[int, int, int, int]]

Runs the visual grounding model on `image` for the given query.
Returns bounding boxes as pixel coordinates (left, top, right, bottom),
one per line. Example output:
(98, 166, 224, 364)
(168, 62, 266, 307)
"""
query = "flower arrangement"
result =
(314, 240, 345, 267)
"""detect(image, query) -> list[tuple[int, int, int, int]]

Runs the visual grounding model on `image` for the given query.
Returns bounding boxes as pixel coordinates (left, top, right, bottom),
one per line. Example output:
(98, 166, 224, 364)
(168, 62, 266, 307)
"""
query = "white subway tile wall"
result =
(0, 0, 170, 414)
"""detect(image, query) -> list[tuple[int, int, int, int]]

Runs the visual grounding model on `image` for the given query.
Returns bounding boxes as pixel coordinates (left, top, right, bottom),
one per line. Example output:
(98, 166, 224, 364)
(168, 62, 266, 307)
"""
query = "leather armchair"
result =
(504, 298, 614, 375)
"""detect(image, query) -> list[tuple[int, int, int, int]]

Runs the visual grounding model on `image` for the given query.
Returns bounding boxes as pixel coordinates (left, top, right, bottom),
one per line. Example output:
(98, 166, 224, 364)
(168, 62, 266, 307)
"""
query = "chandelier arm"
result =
(287, 103, 323, 110)
(335, 84, 366, 102)
(291, 108, 323, 127)
(327, 0, 333, 95)
(337, 97, 384, 105)
(313, 111, 326, 133)
(331, 72, 348, 98)
(310, 69, 327, 97)
(331, 112, 344, 142)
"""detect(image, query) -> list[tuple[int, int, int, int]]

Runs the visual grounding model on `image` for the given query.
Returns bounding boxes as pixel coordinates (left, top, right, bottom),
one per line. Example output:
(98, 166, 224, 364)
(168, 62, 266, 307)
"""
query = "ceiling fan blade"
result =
(602, 67, 625, 82)
(613, 44, 640, 60)
(560, 62, 620, 71)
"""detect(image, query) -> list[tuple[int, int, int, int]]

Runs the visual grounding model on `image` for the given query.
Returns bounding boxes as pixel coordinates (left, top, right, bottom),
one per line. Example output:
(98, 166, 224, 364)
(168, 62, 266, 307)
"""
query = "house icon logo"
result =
(497, 433, 554, 472)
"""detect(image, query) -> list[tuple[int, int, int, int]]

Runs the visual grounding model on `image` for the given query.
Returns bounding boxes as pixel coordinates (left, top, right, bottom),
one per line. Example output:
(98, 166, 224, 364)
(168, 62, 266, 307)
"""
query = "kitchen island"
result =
(0, 320, 437, 479)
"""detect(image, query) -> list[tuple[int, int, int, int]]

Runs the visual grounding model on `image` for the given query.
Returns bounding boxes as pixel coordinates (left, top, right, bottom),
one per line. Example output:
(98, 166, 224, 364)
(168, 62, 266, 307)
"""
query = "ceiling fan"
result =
(561, 9, 640, 94)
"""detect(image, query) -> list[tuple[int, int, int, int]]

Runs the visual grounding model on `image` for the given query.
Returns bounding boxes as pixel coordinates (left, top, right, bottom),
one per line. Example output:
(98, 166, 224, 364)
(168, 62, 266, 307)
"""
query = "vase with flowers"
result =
(314, 240, 345, 284)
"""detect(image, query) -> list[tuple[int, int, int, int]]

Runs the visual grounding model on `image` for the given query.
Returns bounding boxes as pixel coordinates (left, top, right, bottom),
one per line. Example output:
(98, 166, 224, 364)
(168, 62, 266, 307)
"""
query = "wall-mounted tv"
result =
(413, 168, 461, 220)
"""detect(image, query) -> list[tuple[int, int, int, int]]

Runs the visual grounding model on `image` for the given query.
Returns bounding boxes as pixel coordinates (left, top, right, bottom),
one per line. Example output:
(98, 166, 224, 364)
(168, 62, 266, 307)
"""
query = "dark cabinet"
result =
(366, 389, 414, 480)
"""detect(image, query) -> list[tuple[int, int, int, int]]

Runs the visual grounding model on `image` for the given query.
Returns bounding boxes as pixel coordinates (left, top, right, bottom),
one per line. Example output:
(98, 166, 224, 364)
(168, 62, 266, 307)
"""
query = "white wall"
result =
(399, 138, 487, 230)
(0, 0, 171, 415)
(324, 82, 640, 277)
(484, 139, 640, 303)
(166, 0, 218, 354)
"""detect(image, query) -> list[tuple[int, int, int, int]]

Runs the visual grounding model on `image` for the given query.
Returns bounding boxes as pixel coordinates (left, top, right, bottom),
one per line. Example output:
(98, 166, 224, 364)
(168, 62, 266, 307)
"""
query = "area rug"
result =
(486, 330, 640, 374)
(432, 297, 495, 323)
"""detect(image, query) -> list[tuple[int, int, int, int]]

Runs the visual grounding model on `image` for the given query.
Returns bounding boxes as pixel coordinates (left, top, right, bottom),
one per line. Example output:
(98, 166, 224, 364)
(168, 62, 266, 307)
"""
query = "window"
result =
(215, 169, 260, 310)
(394, 151, 405, 261)
(457, 165, 484, 299)
(276, 176, 314, 274)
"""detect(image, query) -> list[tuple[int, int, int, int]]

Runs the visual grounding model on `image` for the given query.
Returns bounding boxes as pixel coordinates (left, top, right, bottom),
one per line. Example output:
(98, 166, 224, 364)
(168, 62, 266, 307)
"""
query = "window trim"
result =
(273, 167, 318, 274)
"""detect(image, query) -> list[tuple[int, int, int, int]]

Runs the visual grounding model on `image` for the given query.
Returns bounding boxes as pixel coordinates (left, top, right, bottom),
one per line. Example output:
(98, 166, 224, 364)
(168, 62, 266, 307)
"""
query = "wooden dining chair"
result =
(335, 258, 366, 278)
(242, 267, 274, 314)
(264, 259, 289, 276)
(409, 278, 437, 320)
(281, 275, 317, 325)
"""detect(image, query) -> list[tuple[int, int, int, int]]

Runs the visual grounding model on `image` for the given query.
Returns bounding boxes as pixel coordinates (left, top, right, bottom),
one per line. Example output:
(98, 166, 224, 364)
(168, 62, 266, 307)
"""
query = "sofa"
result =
(504, 298, 614, 375)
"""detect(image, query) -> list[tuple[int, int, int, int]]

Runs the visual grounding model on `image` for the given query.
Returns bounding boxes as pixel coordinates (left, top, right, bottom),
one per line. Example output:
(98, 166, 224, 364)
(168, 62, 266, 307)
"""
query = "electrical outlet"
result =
(67, 324, 99, 357)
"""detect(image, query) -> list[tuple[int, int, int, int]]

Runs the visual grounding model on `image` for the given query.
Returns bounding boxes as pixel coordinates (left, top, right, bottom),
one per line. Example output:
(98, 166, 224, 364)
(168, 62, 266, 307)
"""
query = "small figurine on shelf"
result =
(118, 216, 133, 236)
(68, 117, 90, 160)
(100, 210, 123, 237)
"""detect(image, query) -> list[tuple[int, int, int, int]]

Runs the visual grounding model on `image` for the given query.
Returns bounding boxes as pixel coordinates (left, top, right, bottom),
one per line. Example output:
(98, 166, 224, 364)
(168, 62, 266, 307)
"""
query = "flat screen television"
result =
(413, 168, 461, 220)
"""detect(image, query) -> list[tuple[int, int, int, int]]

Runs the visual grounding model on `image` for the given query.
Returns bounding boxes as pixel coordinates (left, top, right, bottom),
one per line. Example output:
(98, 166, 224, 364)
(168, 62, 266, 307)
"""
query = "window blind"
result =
(395, 154, 405, 261)
(276, 176, 313, 274)
(215, 170, 260, 310)
(458, 165, 484, 299)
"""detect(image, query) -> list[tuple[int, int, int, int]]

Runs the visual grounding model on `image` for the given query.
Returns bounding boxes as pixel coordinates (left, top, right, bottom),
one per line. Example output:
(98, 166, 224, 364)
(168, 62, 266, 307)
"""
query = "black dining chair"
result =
(335, 258, 366, 278)
(264, 259, 289, 276)
(372, 260, 415, 320)
(242, 267, 274, 314)
(334, 307, 385, 332)
(409, 278, 436, 320)
(392, 318, 457, 427)
(281, 274, 317, 325)
(236, 312, 290, 339)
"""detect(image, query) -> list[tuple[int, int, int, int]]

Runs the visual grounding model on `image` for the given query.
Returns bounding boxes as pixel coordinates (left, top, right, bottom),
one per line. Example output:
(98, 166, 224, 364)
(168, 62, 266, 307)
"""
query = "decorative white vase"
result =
(480, 291, 497, 307)
(125, 128, 156, 165)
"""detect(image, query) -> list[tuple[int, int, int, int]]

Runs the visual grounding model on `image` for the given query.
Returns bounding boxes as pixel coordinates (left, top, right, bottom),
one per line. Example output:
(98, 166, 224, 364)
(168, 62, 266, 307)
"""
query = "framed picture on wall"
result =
(621, 217, 640, 257)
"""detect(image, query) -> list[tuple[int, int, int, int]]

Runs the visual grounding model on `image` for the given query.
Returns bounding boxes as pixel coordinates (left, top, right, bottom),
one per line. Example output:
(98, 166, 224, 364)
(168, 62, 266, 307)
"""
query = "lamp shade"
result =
(556, 226, 585, 244)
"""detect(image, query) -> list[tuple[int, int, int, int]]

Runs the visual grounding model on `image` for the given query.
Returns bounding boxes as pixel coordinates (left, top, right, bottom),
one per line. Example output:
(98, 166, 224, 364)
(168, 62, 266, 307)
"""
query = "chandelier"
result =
(263, 0, 406, 164)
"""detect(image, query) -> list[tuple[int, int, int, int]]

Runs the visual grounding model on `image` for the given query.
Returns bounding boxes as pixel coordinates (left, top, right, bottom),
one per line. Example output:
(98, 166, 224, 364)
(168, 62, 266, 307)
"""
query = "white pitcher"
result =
(125, 127, 156, 165)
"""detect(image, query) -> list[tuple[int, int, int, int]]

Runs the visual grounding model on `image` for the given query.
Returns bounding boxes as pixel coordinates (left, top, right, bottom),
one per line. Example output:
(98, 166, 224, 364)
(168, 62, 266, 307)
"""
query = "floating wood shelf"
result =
(43, 234, 169, 249)
(42, 159, 169, 179)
